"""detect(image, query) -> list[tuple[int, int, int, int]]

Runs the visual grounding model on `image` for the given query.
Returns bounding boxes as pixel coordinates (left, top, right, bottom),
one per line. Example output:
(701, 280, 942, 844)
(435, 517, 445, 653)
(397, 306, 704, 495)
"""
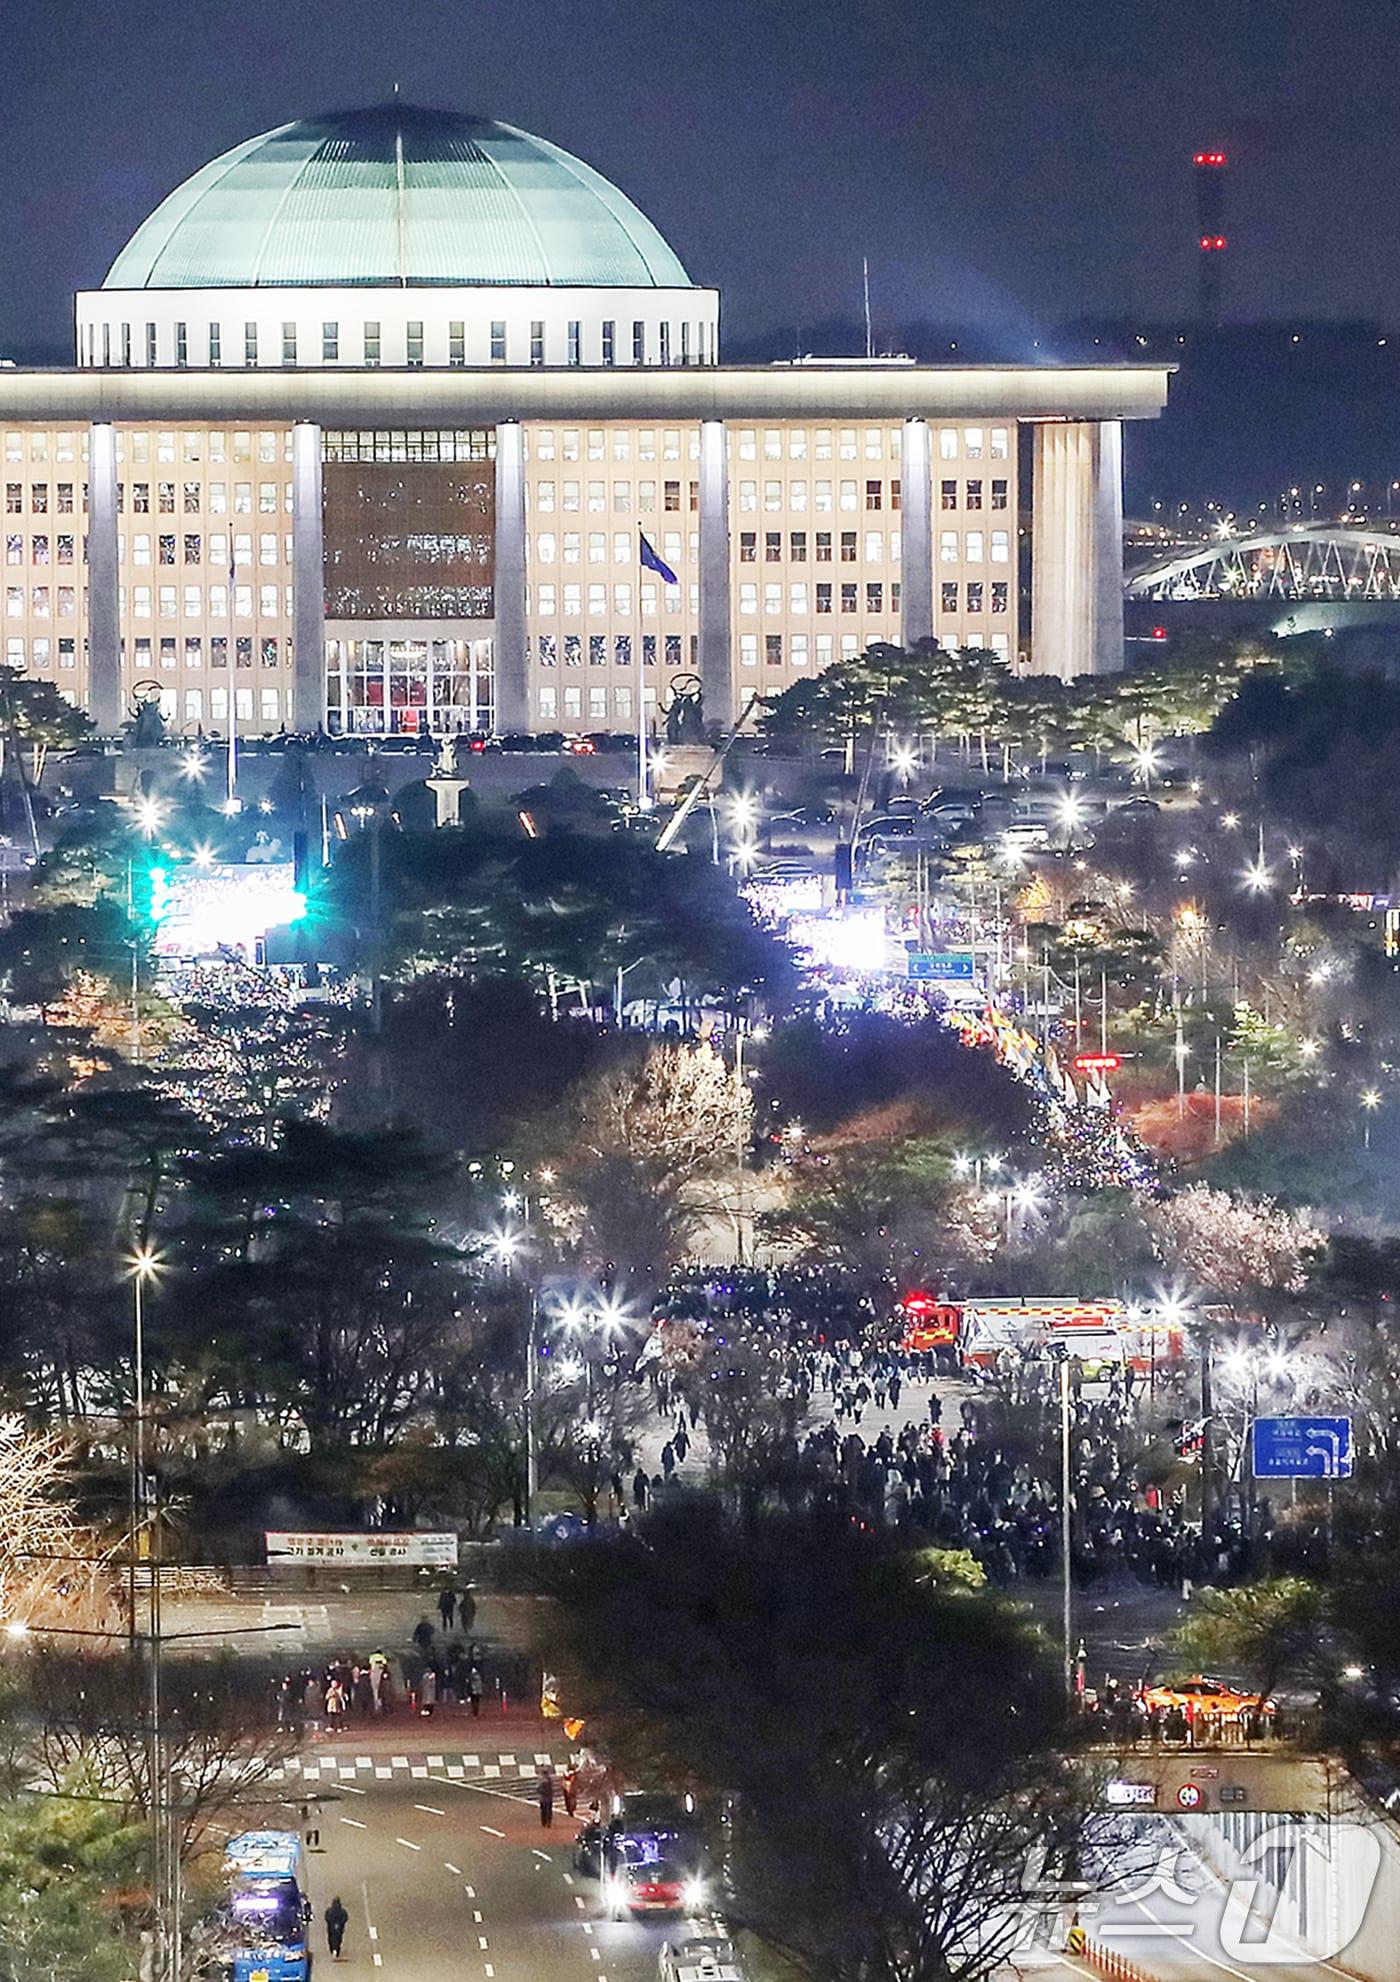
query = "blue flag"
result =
(639, 531, 678, 585)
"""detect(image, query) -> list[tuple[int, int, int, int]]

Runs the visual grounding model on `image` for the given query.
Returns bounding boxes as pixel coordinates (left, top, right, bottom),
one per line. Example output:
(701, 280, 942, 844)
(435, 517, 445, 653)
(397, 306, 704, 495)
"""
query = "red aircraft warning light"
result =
(1193, 151, 1227, 167)
(1073, 1053, 1121, 1074)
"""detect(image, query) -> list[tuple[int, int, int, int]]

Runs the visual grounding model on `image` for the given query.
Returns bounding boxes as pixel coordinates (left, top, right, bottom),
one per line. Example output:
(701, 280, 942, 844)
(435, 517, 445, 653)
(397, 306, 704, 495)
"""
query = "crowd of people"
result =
(271, 1583, 493, 1728)
(633, 1270, 1262, 1600)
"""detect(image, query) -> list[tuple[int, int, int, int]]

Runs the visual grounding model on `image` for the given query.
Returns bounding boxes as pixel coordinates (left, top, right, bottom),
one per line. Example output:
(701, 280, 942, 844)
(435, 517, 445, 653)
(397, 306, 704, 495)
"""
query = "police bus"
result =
(217, 1831, 312, 1981)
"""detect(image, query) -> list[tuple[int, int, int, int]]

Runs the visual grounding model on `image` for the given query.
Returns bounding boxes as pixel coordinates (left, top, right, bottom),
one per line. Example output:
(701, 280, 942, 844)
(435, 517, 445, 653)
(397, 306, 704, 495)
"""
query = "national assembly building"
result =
(0, 103, 1171, 740)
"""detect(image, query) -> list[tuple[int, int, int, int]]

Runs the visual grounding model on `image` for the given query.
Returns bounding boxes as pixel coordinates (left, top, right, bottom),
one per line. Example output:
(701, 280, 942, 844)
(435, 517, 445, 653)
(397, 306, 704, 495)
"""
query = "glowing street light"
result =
(1240, 858, 1274, 895)
(132, 795, 168, 839)
(1221, 811, 1241, 831)
(1362, 1088, 1382, 1149)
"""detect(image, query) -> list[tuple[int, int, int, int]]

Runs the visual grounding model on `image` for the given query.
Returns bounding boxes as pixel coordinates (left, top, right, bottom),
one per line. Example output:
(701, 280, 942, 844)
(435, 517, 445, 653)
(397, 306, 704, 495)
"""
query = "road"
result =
(1023, 1817, 1372, 1982)
(296, 1723, 677, 1982)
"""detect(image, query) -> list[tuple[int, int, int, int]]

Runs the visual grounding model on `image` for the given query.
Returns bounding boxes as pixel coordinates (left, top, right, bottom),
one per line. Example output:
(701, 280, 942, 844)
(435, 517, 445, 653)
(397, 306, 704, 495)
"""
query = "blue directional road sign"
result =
(1251, 1415, 1353, 1480)
(907, 952, 975, 981)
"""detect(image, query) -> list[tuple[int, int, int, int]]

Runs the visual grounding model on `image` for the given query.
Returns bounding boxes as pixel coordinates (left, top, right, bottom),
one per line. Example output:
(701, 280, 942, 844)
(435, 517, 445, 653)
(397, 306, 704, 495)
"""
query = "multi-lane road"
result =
(293, 1724, 677, 1982)
(285, 1722, 1382, 1982)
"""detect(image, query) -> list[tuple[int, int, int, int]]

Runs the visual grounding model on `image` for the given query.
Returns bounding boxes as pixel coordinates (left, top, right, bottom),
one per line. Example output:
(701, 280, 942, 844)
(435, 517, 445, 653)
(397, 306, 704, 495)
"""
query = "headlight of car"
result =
(681, 1877, 706, 1911)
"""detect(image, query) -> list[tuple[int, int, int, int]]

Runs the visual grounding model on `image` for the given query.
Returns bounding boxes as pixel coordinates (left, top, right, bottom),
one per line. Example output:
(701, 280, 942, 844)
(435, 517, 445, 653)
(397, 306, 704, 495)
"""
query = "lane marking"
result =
(444, 1861, 462, 1876)
(428, 1771, 534, 1808)
(562, 1872, 574, 1886)
(590, 1949, 602, 1962)
(465, 1884, 476, 1899)
(361, 1880, 382, 1971)
(582, 1922, 593, 1936)
(478, 1935, 490, 1951)
(395, 1837, 422, 1852)
(480, 1824, 505, 1838)
(484, 1968, 494, 1978)
(368, 1927, 380, 1943)
(339, 1781, 367, 1795)
(473, 1909, 483, 1922)
(532, 1848, 552, 1862)
(340, 1817, 367, 1830)
(414, 1803, 446, 1816)
(574, 1895, 586, 1910)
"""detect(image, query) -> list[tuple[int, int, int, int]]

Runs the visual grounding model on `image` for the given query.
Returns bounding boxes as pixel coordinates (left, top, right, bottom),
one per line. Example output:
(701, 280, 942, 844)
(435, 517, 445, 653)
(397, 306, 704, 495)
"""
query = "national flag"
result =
(639, 531, 678, 585)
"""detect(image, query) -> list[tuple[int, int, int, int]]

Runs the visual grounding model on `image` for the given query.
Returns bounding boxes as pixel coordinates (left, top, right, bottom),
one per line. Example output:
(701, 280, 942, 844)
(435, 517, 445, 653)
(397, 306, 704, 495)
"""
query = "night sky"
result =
(4, 0, 1399, 364)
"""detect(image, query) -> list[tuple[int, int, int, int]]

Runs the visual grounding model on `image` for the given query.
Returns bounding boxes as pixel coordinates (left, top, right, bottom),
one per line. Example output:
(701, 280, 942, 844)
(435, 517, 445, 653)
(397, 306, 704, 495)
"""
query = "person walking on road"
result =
(467, 1663, 484, 1716)
(537, 1762, 556, 1828)
(437, 1585, 455, 1632)
(325, 1896, 349, 1961)
(412, 1615, 435, 1656)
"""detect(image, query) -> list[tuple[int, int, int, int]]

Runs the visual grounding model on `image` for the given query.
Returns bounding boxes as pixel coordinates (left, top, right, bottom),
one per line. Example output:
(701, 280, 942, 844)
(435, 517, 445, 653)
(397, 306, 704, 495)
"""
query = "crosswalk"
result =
(274, 1749, 565, 1786)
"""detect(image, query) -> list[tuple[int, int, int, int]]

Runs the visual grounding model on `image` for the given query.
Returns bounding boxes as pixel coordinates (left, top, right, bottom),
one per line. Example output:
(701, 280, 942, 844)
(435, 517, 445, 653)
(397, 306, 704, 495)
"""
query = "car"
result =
(564, 736, 598, 756)
(861, 813, 914, 839)
(1111, 795, 1161, 818)
(659, 1919, 743, 1982)
(604, 1844, 693, 1917)
(998, 821, 1051, 850)
(1137, 1673, 1272, 1720)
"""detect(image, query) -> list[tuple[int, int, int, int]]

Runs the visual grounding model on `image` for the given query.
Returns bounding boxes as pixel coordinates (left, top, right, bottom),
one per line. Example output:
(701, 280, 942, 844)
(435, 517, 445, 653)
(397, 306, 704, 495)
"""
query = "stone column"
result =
(290, 421, 325, 732)
(493, 421, 529, 733)
(1030, 421, 1125, 679)
(697, 419, 732, 728)
(86, 422, 122, 733)
(1091, 419, 1125, 677)
(899, 416, 933, 649)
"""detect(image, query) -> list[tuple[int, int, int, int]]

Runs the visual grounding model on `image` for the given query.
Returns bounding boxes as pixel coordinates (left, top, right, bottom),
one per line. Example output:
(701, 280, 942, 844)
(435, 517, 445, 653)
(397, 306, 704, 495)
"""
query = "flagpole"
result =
(225, 558, 239, 809)
(636, 638, 649, 813)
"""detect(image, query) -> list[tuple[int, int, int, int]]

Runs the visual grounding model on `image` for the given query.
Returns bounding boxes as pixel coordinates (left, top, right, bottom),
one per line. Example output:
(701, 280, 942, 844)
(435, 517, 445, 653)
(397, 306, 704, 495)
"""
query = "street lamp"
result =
(1362, 1088, 1381, 1150)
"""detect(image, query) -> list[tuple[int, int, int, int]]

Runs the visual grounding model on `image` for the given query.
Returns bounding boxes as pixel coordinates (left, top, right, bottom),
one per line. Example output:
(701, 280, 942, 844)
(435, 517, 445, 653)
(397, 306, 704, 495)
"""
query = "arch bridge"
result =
(1126, 526, 1400, 602)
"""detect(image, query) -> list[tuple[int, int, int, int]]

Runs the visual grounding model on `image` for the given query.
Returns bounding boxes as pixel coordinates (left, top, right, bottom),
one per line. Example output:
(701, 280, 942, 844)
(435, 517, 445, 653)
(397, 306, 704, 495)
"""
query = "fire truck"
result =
(898, 1293, 1181, 1376)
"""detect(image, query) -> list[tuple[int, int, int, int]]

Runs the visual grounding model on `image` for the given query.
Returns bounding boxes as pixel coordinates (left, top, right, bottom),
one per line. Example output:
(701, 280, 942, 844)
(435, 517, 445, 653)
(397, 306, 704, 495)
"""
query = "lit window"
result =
(990, 530, 1010, 564)
(966, 531, 984, 562)
(964, 428, 984, 460)
(990, 428, 1010, 460)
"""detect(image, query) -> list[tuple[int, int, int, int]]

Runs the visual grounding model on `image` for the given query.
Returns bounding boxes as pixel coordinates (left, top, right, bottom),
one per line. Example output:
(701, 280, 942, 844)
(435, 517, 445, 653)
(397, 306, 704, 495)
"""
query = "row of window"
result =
(738, 581, 902, 616)
(532, 531, 693, 568)
(30, 586, 293, 622)
(324, 430, 493, 464)
(530, 429, 694, 463)
(740, 530, 897, 565)
(941, 581, 1011, 614)
(120, 481, 288, 516)
(733, 426, 1011, 464)
(940, 478, 1010, 512)
(4, 431, 292, 467)
(89, 317, 715, 370)
(5, 483, 82, 515)
(531, 480, 696, 515)
(7, 535, 80, 566)
(533, 584, 697, 619)
(538, 684, 653, 723)
(735, 479, 899, 515)
(128, 635, 287, 670)
(120, 535, 288, 568)
(537, 632, 694, 669)
(142, 685, 288, 724)
(941, 530, 1012, 564)
(3, 635, 287, 677)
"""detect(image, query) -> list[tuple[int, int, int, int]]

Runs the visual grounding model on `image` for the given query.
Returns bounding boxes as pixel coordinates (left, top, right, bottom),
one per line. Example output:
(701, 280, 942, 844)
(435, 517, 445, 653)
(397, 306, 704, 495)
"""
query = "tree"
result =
(540, 1043, 749, 1275)
(0, 1777, 145, 1982)
(536, 1501, 1087, 1982)
(764, 1139, 992, 1286)
(1147, 1185, 1321, 1301)
(1168, 1578, 1329, 1701)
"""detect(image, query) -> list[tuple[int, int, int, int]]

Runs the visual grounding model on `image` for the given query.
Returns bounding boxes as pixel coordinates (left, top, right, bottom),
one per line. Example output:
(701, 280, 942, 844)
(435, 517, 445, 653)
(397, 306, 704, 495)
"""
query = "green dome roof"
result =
(103, 105, 693, 291)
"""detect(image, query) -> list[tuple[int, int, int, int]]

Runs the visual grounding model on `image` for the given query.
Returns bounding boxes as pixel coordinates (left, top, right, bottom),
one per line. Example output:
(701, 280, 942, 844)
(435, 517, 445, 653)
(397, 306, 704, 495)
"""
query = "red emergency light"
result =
(1199, 235, 1227, 251)
(1152, 626, 1168, 641)
(1073, 1052, 1121, 1073)
(1193, 151, 1227, 167)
